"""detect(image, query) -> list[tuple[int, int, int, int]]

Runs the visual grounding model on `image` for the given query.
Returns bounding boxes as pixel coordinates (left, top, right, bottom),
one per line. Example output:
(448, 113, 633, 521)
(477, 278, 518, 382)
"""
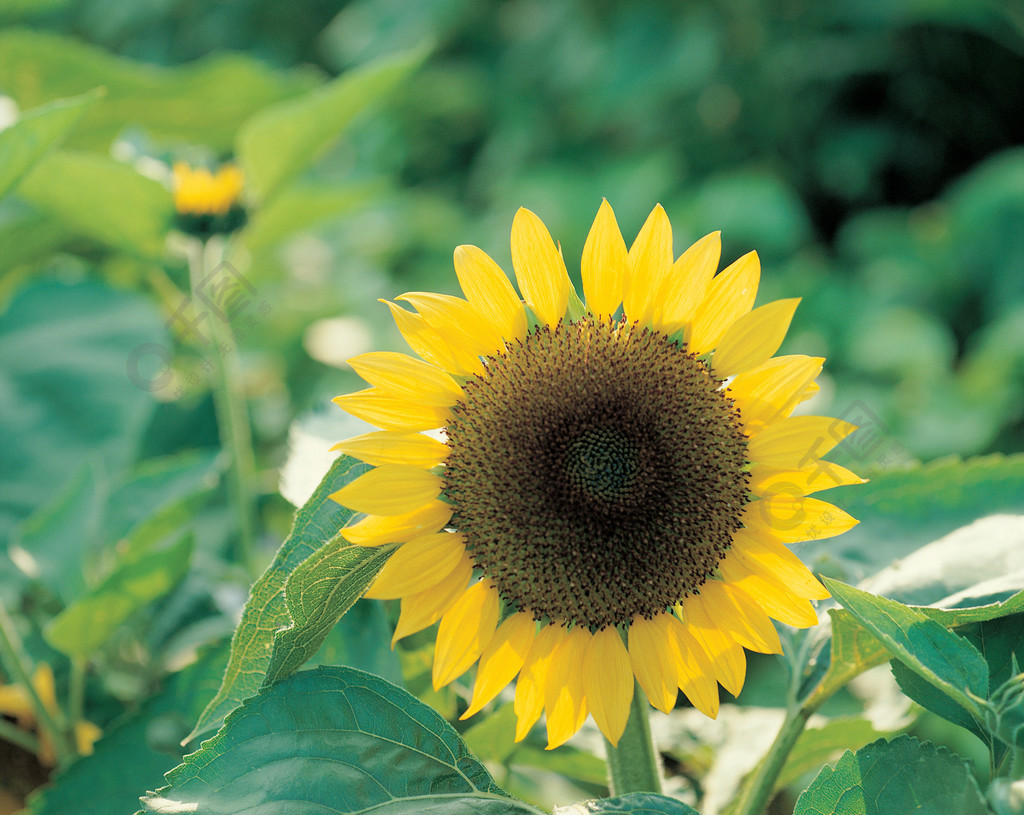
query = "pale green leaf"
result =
(0, 90, 99, 199)
(143, 667, 543, 815)
(793, 735, 989, 815)
(237, 46, 426, 202)
(0, 28, 319, 152)
(262, 536, 395, 686)
(45, 533, 194, 657)
(19, 150, 173, 257)
(241, 178, 385, 250)
(188, 455, 370, 739)
(824, 579, 989, 718)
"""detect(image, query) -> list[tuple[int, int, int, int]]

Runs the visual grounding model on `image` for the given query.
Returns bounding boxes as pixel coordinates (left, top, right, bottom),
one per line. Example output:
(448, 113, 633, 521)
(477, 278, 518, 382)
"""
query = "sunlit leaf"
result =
(18, 150, 173, 256)
(237, 45, 426, 202)
(262, 536, 395, 686)
(823, 579, 989, 719)
(45, 533, 194, 657)
(188, 455, 371, 739)
(0, 28, 319, 152)
(0, 90, 99, 199)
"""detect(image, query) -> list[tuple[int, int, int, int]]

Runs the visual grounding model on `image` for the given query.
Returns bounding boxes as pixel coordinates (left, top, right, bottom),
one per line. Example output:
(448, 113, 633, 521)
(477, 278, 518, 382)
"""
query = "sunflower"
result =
(171, 161, 246, 236)
(330, 201, 862, 749)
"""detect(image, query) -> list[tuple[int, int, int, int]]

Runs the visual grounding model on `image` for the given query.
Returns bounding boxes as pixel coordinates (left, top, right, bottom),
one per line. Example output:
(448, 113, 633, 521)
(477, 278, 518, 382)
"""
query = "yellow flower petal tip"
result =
(329, 201, 862, 745)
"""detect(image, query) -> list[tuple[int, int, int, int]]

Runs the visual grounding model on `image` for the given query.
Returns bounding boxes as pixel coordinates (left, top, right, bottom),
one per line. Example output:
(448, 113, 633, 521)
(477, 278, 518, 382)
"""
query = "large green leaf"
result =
(0, 90, 99, 199)
(262, 536, 395, 686)
(143, 667, 544, 815)
(823, 579, 989, 718)
(236, 46, 426, 202)
(0, 279, 163, 543)
(188, 455, 373, 738)
(793, 735, 989, 815)
(555, 794, 701, 814)
(19, 150, 173, 257)
(45, 533, 194, 657)
(0, 29, 319, 152)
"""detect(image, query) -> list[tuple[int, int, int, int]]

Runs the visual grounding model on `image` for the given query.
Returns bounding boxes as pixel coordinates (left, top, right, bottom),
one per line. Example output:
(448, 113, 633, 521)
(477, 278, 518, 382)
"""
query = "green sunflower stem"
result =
(605, 682, 663, 795)
(185, 236, 260, 578)
(731, 702, 816, 815)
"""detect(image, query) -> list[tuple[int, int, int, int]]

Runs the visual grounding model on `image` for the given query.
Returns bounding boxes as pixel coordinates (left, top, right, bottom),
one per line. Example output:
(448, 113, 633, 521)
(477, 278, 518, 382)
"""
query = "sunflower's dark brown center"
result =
(443, 317, 750, 629)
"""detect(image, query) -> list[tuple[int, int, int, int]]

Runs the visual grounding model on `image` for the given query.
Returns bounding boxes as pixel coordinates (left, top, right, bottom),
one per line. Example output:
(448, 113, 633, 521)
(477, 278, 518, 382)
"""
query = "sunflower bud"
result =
(985, 670, 1024, 748)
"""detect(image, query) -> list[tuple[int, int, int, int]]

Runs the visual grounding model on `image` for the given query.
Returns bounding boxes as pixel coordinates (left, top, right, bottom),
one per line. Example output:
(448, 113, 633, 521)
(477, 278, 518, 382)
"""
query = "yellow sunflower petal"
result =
(341, 499, 451, 546)
(664, 614, 719, 718)
(545, 626, 591, 749)
(462, 612, 537, 719)
(628, 613, 678, 714)
(330, 465, 442, 516)
(383, 300, 483, 377)
(654, 231, 721, 335)
(688, 251, 760, 355)
(347, 352, 463, 406)
(744, 497, 859, 544)
(701, 579, 782, 655)
(433, 581, 501, 689)
(711, 298, 801, 379)
(514, 624, 565, 741)
(332, 388, 450, 432)
(623, 204, 673, 325)
(730, 529, 829, 600)
(582, 626, 633, 746)
(363, 532, 466, 599)
(391, 554, 473, 645)
(511, 207, 572, 326)
(748, 462, 866, 497)
(331, 430, 449, 469)
(718, 552, 820, 628)
(398, 292, 505, 358)
(679, 595, 746, 697)
(747, 416, 858, 470)
(453, 245, 528, 343)
(728, 355, 824, 434)
(581, 199, 628, 320)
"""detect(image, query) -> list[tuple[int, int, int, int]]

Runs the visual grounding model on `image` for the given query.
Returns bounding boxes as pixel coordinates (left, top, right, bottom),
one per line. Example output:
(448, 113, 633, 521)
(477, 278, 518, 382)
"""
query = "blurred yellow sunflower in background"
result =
(171, 161, 246, 236)
(330, 201, 862, 749)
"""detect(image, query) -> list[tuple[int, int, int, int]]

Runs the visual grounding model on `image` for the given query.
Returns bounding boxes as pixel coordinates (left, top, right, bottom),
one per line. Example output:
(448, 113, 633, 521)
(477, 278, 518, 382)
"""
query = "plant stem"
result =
(605, 682, 663, 795)
(0, 603, 73, 765)
(731, 703, 816, 815)
(184, 237, 260, 577)
(68, 656, 86, 738)
(0, 715, 40, 755)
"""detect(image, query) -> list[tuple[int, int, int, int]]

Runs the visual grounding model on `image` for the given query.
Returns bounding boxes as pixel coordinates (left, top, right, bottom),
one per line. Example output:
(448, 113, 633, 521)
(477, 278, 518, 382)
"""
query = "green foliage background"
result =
(1, 0, 1023, 813)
